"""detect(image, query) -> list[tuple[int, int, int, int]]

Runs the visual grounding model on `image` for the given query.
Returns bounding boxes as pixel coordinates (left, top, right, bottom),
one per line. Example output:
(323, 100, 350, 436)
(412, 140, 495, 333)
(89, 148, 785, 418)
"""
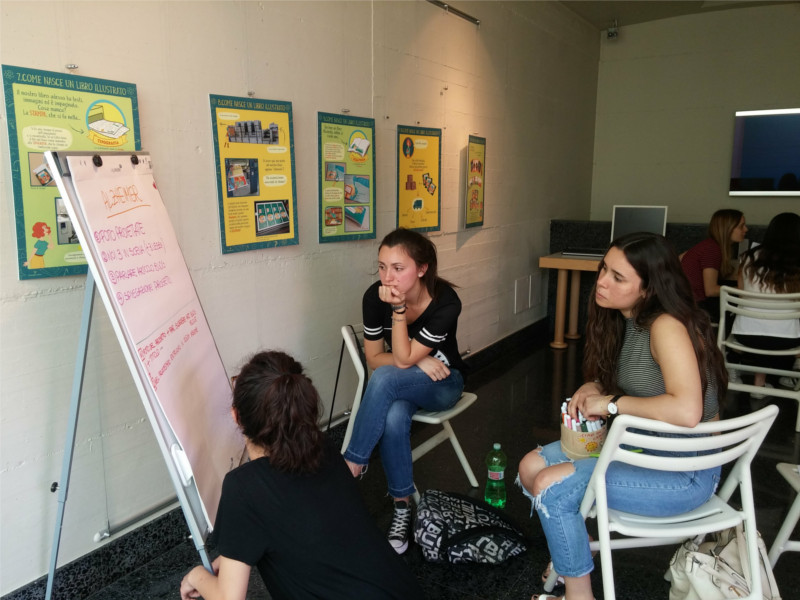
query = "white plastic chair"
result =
(543, 404, 779, 600)
(768, 462, 800, 567)
(717, 285, 800, 431)
(338, 324, 479, 503)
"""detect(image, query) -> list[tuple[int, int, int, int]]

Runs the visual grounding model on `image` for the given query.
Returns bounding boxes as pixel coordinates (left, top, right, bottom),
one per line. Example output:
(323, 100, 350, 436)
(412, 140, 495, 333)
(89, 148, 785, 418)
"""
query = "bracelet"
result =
(391, 303, 407, 313)
(393, 307, 407, 315)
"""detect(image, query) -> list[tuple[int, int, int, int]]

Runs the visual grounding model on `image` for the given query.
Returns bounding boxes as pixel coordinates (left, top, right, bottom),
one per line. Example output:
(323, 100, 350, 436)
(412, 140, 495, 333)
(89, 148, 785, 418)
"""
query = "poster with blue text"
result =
(2, 65, 140, 279)
(210, 94, 298, 253)
(317, 112, 376, 243)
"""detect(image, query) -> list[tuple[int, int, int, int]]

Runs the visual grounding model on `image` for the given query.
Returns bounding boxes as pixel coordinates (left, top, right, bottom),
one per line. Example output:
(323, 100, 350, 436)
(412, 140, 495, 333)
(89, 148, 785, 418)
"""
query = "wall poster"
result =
(2, 65, 140, 279)
(209, 94, 298, 253)
(465, 135, 485, 228)
(317, 112, 376, 243)
(397, 125, 441, 232)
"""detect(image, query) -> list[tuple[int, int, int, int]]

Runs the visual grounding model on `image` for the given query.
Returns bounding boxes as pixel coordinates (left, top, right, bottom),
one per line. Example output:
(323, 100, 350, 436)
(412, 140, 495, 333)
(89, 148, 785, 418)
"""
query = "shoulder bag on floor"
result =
(413, 489, 527, 564)
(666, 523, 781, 600)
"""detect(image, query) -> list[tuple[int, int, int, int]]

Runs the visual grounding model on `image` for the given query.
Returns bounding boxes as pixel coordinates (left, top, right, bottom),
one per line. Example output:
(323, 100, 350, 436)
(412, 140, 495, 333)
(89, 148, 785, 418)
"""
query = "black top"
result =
(213, 442, 424, 599)
(362, 280, 468, 376)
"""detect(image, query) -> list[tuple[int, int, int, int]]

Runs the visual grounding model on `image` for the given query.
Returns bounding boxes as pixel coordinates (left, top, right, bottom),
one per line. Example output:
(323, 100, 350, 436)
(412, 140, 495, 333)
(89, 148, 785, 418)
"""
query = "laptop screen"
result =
(610, 205, 668, 243)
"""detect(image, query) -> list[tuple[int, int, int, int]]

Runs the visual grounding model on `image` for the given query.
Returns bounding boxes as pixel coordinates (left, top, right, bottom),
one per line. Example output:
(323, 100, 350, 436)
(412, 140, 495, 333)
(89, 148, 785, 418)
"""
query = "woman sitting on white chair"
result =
(517, 232, 727, 600)
(731, 212, 800, 397)
(342, 228, 468, 554)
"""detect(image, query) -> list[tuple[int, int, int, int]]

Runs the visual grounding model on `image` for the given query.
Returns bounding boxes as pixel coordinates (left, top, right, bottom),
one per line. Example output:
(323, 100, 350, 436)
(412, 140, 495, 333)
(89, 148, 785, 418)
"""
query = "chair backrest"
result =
(718, 285, 800, 356)
(342, 324, 368, 399)
(340, 324, 370, 452)
(582, 404, 779, 512)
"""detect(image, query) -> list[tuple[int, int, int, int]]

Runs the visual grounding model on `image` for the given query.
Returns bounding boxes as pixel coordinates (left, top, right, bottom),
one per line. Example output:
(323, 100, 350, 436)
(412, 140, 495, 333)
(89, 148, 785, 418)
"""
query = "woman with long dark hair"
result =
(343, 228, 467, 554)
(518, 233, 726, 600)
(731, 212, 800, 396)
(681, 208, 748, 321)
(180, 351, 423, 600)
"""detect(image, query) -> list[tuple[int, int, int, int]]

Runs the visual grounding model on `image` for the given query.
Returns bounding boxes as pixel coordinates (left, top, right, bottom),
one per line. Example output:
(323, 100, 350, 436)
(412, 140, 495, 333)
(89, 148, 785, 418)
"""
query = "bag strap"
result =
(734, 523, 781, 600)
(326, 325, 368, 432)
(326, 337, 346, 431)
(734, 523, 753, 590)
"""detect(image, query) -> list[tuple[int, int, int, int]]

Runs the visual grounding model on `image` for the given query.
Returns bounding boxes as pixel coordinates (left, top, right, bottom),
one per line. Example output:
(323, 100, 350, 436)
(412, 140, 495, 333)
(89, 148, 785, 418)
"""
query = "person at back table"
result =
(343, 227, 468, 555)
(180, 351, 424, 600)
(681, 209, 748, 322)
(730, 212, 800, 397)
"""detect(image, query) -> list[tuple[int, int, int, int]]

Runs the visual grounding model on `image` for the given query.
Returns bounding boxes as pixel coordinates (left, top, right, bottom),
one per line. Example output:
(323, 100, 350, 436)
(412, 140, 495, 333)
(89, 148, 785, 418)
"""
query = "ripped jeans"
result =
(518, 440, 721, 578)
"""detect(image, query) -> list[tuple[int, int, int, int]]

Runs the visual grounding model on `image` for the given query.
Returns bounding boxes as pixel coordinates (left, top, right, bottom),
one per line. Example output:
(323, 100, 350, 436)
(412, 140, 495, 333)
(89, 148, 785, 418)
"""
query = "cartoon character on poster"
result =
(23, 221, 52, 269)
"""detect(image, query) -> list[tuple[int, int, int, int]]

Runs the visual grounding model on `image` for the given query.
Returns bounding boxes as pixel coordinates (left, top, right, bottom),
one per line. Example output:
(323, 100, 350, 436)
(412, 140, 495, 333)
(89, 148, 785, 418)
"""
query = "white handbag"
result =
(666, 524, 781, 600)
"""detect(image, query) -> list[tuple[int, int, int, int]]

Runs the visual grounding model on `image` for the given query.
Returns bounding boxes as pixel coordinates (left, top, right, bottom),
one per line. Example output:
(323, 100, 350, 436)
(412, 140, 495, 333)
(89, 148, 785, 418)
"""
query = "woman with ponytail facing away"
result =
(180, 351, 422, 600)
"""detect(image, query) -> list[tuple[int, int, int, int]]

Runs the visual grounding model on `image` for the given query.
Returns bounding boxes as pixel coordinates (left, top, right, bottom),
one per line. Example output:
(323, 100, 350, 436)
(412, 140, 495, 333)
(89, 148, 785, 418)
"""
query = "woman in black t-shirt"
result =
(180, 351, 423, 600)
(343, 228, 466, 555)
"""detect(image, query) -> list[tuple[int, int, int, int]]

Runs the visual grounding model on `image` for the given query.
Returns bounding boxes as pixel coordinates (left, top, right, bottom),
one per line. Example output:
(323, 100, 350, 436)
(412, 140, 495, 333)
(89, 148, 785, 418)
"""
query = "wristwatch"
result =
(607, 394, 622, 415)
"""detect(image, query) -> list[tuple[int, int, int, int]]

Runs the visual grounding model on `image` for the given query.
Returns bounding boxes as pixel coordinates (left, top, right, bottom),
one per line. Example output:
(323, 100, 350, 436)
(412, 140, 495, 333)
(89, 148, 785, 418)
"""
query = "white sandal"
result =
(541, 561, 565, 586)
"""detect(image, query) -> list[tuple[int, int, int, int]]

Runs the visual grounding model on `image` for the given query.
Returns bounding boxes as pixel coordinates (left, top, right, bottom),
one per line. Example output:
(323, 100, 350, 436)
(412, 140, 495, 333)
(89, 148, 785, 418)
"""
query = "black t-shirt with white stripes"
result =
(362, 280, 468, 377)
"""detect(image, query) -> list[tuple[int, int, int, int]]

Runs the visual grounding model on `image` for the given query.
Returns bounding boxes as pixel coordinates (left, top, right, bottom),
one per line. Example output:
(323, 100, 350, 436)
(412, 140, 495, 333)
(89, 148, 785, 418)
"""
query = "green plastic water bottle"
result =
(484, 442, 507, 508)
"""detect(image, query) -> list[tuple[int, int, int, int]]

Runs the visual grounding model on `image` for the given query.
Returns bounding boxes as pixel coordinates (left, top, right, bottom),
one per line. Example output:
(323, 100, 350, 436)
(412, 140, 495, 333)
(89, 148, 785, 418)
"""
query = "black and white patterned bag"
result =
(413, 490, 528, 564)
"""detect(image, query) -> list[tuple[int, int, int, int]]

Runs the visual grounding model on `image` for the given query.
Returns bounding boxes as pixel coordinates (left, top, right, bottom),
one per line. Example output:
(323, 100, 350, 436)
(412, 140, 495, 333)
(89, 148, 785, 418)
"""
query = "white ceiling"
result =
(560, 0, 796, 30)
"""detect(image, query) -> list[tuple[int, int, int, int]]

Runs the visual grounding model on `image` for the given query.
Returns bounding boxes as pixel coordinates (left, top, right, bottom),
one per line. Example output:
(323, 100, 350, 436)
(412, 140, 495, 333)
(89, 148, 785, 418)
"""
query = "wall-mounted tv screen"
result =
(729, 108, 800, 196)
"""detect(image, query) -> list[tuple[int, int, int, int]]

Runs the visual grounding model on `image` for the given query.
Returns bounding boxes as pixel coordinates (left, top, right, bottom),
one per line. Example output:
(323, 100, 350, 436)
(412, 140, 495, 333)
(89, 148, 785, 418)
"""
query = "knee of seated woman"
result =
(532, 462, 575, 497)
(366, 365, 401, 392)
(517, 448, 546, 491)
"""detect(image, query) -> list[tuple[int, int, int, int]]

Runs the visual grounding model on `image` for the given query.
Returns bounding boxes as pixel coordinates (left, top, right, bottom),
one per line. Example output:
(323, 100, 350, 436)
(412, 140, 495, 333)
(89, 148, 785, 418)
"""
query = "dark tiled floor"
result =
(84, 337, 800, 599)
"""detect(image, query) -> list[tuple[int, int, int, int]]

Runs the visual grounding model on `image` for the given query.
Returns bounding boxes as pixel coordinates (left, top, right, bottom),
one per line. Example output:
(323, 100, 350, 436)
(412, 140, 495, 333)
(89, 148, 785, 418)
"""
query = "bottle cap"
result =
(493, 443, 501, 450)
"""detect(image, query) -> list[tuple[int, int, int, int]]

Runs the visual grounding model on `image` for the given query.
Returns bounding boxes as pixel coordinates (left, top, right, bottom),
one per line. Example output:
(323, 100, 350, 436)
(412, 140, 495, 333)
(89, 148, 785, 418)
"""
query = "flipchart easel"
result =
(44, 151, 245, 599)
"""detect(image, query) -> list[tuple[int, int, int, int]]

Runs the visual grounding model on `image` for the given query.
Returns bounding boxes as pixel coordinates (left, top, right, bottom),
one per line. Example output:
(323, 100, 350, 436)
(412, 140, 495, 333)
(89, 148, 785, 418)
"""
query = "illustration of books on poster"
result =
(255, 200, 290, 235)
(345, 206, 370, 231)
(344, 174, 370, 204)
(421, 173, 436, 195)
(348, 137, 371, 157)
(325, 162, 345, 182)
(87, 104, 130, 139)
(325, 206, 343, 226)
(227, 163, 249, 193)
(33, 162, 54, 186)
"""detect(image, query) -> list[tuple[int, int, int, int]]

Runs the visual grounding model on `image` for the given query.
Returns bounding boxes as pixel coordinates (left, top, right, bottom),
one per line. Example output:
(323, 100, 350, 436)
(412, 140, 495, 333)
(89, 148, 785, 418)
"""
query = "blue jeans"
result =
(518, 440, 720, 578)
(343, 365, 464, 498)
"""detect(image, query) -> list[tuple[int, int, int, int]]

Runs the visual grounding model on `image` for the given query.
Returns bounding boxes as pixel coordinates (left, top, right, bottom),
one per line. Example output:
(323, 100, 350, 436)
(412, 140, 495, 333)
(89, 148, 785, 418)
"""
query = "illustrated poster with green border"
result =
(317, 112, 376, 243)
(2, 65, 140, 279)
(209, 94, 298, 253)
(465, 135, 485, 228)
(397, 125, 441, 232)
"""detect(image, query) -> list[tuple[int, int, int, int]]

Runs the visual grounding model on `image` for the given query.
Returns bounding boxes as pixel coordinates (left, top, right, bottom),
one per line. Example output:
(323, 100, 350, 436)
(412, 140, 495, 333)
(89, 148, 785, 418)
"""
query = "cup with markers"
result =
(559, 399, 607, 460)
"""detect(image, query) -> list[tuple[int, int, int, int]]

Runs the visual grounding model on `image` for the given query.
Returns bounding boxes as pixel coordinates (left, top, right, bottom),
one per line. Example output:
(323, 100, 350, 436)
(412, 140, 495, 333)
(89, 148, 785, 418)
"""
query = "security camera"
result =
(607, 19, 619, 40)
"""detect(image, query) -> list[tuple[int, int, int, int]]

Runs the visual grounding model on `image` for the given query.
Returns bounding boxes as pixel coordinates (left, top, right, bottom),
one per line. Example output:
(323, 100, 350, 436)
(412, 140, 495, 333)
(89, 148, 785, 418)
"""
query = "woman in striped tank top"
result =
(518, 232, 726, 600)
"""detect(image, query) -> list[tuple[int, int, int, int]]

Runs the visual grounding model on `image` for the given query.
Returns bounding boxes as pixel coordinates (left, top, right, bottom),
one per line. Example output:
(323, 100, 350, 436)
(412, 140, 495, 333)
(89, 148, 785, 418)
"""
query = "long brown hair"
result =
(233, 351, 324, 473)
(584, 233, 726, 399)
(379, 228, 455, 299)
(742, 212, 800, 293)
(708, 209, 744, 279)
